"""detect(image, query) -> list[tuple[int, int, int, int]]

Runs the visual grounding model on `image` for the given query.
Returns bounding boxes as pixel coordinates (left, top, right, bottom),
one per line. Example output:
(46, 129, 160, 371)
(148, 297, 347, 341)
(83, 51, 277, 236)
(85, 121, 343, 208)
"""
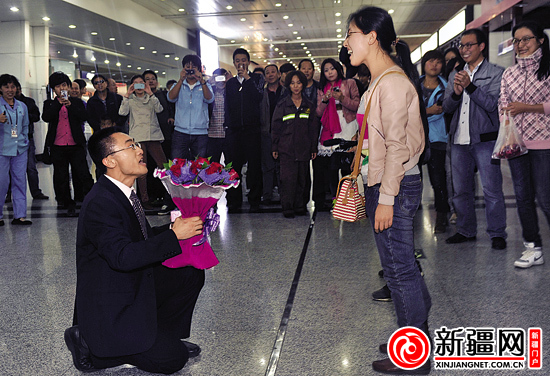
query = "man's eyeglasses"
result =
(106, 142, 141, 157)
(93, 79, 105, 86)
(458, 42, 479, 50)
(345, 31, 363, 39)
(512, 36, 536, 45)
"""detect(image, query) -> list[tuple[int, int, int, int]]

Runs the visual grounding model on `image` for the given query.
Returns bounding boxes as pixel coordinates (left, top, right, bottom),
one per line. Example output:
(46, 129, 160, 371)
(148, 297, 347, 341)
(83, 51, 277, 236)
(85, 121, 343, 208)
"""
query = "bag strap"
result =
(351, 70, 407, 178)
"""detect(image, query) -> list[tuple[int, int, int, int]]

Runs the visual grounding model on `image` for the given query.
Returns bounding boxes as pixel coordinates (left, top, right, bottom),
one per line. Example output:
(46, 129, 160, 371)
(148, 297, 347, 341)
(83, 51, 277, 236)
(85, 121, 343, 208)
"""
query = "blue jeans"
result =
(365, 175, 431, 330)
(451, 142, 507, 239)
(508, 149, 550, 247)
(171, 131, 208, 160)
(0, 152, 28, 220)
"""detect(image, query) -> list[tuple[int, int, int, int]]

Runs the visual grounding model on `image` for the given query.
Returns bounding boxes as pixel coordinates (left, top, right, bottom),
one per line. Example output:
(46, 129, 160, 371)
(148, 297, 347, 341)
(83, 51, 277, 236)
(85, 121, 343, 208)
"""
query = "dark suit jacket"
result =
(75, 175, 181, 357)
(42, 97, 87, 147)
(86, 91, 126, 132)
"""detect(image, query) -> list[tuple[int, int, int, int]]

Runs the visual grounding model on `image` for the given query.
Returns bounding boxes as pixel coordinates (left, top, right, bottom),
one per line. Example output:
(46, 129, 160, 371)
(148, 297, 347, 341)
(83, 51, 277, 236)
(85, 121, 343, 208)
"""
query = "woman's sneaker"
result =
(514, 242, 544, 268)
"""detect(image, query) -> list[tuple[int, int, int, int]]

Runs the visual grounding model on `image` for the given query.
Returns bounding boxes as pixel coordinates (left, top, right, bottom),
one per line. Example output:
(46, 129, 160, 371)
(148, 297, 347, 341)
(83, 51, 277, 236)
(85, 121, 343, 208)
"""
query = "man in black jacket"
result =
(86, 74, 126, 133)
(225, 48, 265, 213)
(42, 72, 94, 216)
(64, 127, 204, 373)
(15, 84, 48, 200)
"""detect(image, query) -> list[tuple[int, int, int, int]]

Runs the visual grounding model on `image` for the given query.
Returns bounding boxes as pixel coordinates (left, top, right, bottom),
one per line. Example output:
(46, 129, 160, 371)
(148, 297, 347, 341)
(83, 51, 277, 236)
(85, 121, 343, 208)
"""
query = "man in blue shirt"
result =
(168, 55, 214, 160)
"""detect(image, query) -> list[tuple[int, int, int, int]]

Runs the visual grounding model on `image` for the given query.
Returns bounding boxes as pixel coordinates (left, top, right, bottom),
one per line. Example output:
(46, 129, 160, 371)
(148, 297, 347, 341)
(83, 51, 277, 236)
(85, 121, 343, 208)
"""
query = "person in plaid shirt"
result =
(207, 68, 232, 163)
(499, 21, 550, 268)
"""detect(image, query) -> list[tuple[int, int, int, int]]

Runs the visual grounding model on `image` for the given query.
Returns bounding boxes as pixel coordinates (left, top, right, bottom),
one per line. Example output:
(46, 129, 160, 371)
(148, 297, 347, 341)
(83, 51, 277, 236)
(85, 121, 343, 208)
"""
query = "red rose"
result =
(195, 157, 210, 167)
(190, 160, 203, 174)
(206, 162, 223, 175)
(174, 158, 186, 168)
(229, 168, 239, 180)
(170, 164, 182, 177)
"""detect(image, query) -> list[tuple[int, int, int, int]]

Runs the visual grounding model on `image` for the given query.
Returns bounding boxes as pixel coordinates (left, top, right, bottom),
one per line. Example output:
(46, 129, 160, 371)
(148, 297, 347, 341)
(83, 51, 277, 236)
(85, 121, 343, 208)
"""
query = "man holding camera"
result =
(168, 54, 214, 160)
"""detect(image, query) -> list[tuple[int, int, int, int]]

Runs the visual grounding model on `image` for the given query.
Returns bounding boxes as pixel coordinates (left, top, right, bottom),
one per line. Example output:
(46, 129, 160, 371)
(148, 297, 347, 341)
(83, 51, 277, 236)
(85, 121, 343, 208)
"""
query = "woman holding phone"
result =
(119, 74, 166, 209)
(313, 58, 360, 211)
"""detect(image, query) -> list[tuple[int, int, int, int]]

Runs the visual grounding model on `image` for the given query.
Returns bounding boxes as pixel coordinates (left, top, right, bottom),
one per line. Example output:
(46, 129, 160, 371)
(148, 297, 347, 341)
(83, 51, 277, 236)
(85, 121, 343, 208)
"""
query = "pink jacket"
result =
(316, 78, 360, 123)
(364, 66, 425, 205)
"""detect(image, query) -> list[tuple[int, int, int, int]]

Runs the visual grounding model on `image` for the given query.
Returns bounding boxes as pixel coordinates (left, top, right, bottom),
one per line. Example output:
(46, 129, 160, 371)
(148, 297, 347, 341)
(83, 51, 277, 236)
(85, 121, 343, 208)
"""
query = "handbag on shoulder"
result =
(332, 70, 406, 222)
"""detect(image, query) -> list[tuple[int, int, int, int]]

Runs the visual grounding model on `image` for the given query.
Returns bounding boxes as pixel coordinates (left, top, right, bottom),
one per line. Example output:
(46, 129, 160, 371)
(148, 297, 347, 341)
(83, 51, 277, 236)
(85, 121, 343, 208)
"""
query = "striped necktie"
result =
(129, 191, 148, 239)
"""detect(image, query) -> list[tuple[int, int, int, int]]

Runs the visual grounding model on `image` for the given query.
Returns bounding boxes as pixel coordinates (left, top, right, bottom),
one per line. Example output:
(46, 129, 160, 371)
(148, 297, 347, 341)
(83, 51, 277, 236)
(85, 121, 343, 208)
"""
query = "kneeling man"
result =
(65, 127, 205, 374)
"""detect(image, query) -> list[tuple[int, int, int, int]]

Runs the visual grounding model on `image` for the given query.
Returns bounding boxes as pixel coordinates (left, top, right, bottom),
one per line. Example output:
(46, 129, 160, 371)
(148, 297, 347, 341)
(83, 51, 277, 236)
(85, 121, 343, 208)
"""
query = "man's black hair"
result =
(142, 70, 158, 80)
(182, 55, 202, 69)
(74, 78, 86, 90)
(253, 67, 265, 75)
(48, 71, 71, 89)
(232, 48, 250, 61)
(88, 127, 119, 167)
(91, 74, 108, 85)
(212, 68, 228, 76)
(279, 63, 296, 74)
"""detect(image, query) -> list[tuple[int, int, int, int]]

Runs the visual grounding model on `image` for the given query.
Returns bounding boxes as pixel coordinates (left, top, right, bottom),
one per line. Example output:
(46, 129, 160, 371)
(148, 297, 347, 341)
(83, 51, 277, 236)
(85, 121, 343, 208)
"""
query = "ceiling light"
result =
(178, 8, 184, 12)
(240, 18, 246, 22)
(335, 21, 341, 25)
(263, 38, 268, 41)
(91, 32, 98, 35)
(279, 52, 283, 55)
(165, 54, 170, 58)
(127, 64, 132, 68)
(162, 72, 166, 75)
(296, 37, 301, 40)
(175, 57, 180, 60)
(293, 31, 298, 34)
(388, 9, 395, 14)
(306, 51, 310, 54)
(335, 12, 341, 17)
(336, 28, 341, 32)
(275, 3, 282, 7)
(69, 25, 76, 29)
(301, 43, 305, 45)
(274, 47, 279, 51)
(10, 7, 19, 12)
(137, 67, 142, 70)
(91, 56, 96, 61)
(337, 34, 342, 38)
(152, 50, 157, 53)
(226, 5, 232, 10)
(240, 45, 244, 48)
(72, 50, 78, 58)
(283, 55, 286, 57)
(126, 42, 131, 46)
(288, 24, 293, 27)
(42, 17, 50, 21)
(231, 40, 236, 43)
(303, 46, 307, 49)
(155, 70, 159, 73)
(116, 62, 121, 67)
(283, 15, 289, 20)
(249, 26, 254, 29)
(264, 60, 267, 62)
(140, 46, 145, 50)
(109, 37, 115, 41)
(91, 70, 95, 73)
(104, 59, 109, 64)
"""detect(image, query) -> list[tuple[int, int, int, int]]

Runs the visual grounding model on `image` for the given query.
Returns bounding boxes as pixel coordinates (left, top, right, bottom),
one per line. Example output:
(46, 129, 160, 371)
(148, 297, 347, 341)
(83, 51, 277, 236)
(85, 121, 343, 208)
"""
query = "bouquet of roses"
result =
(154, 157, 239, 269)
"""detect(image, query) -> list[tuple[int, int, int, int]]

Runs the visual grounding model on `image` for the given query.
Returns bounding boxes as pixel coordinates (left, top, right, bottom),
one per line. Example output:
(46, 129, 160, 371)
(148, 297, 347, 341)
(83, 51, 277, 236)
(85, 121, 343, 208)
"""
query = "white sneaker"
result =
(514, 242, 544, 268)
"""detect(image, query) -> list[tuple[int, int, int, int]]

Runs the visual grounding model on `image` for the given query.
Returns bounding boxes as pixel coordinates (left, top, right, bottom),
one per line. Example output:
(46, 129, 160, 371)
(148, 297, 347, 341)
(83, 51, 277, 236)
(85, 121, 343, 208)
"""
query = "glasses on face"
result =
(106, 141, 141, 157)
(512, 36, 536, 45)
(345, 31, 363, 39)
(93, 79, 105, 86)
(458, 42, 479, 50)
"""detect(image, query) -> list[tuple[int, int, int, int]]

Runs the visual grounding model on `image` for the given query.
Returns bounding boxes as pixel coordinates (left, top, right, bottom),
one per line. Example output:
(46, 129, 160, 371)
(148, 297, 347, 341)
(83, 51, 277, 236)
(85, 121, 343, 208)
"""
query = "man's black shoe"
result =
(372, 284, 392, 302)
(445, 233, 476, 244)
(379, 343, 388, 354)
(67, 207, 78, 217)
(182, 341, 201, 358)
(64, 326, 98, 372)
(491, 237, 507, 250)
(33, 193, 49, 200)
(372, 358, 431, 374)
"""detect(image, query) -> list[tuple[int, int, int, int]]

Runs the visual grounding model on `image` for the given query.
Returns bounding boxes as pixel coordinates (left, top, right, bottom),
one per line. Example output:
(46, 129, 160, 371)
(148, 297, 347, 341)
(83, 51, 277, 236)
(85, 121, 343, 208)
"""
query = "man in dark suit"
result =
(64, 127, 205, 374)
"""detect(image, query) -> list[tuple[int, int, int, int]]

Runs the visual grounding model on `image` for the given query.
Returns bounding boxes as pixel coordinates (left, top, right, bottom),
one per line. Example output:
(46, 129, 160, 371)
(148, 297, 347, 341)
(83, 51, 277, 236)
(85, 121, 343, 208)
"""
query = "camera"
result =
(61, 90, 69, 100)
(186, 69, 195, 75)
(332, 87, 340, 92)
(134, 83, 145, 90)
(215, 75, 226, 82)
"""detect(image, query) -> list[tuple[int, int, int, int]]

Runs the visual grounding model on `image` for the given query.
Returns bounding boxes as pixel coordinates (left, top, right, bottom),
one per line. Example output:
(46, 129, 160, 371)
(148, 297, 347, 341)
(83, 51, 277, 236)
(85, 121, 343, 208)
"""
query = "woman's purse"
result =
(332, 71, 405, 222)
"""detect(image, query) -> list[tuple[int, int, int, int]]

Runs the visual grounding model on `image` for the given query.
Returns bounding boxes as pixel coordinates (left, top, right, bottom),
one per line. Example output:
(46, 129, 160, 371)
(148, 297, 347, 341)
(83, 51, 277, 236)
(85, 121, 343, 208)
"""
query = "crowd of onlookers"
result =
(2, 21, 550, 270)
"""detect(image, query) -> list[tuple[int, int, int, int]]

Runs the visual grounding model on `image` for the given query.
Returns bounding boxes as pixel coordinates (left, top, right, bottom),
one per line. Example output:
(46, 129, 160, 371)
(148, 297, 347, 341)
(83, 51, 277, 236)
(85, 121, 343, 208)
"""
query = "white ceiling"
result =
(0, 0, 479, 81)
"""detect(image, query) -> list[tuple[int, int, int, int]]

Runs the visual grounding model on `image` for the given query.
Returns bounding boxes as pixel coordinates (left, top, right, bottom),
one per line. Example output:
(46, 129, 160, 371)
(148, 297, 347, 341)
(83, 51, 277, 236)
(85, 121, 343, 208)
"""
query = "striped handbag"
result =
(332, 70, 405, 222)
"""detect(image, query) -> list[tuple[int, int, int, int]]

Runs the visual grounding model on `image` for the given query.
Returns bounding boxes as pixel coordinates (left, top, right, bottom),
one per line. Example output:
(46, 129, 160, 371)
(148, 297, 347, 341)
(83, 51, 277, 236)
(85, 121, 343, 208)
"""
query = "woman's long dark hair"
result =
(513, 20, 550, 81)
(319, 58, 345, 88)
(347, 6, 429, 163)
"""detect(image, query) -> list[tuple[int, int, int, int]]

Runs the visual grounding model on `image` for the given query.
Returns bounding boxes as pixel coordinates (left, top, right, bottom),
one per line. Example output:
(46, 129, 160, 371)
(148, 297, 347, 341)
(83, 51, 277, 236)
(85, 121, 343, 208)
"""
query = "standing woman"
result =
(499, 20, 550, 269)
(344, 6, 431, 373)
(119, 74, 166, 210)
(314, 58, 360, 211)
(420, 50, 450, 233)
(271, 71, 318, 218)
(0, 74, 30, 225)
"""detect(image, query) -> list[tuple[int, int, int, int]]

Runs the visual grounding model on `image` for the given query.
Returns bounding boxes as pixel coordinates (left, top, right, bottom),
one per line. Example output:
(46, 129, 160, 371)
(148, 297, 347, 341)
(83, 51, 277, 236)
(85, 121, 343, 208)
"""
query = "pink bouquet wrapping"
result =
(154, 157, 239, 269)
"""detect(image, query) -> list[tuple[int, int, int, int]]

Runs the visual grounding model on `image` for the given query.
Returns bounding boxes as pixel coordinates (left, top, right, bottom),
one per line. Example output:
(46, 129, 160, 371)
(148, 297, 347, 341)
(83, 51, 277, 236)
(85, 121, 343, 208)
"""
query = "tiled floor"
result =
(1, 161, 549, 376)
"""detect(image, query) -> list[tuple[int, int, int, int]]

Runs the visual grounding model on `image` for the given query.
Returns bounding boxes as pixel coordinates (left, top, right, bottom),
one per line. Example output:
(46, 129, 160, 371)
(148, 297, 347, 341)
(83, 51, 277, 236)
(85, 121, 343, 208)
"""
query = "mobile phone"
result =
(186, 69, 195, 75)
(332, 87, 340, 92)
(134, 83, 145, 89)
(61, 90, 68, 100)
(215, 75, 226, 82)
